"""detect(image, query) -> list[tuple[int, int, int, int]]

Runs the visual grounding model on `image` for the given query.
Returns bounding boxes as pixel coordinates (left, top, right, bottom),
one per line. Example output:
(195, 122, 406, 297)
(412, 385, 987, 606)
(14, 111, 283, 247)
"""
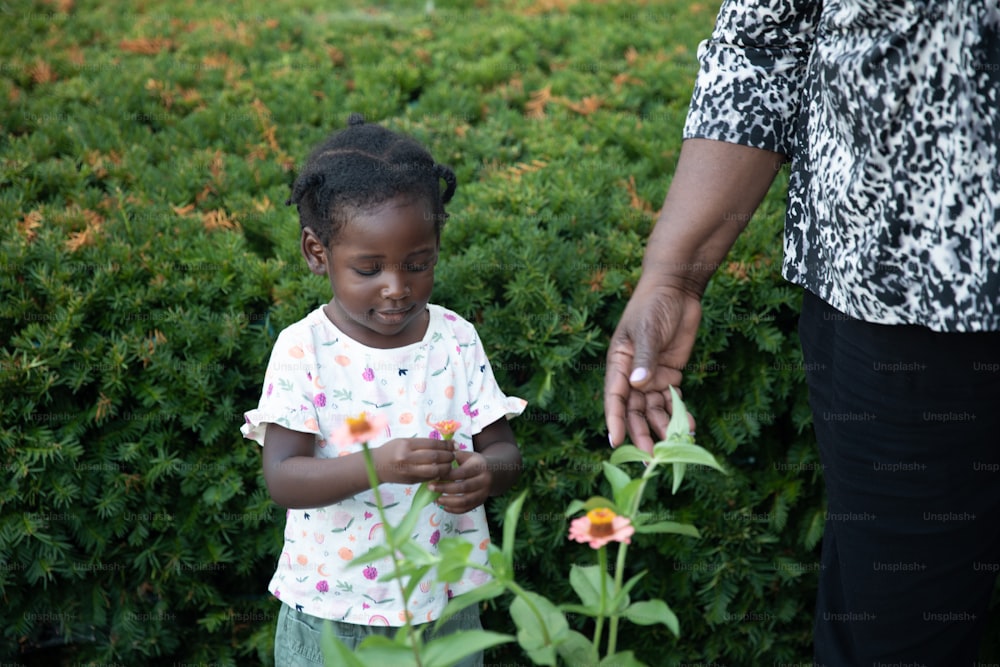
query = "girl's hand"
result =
(429, 450, 491, 514)
(371, 437, 456, 484)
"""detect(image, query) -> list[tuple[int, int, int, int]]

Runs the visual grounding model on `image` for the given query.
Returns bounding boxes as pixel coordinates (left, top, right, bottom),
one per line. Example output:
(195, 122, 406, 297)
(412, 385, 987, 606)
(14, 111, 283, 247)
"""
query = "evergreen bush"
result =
(2, 0, 997, 665)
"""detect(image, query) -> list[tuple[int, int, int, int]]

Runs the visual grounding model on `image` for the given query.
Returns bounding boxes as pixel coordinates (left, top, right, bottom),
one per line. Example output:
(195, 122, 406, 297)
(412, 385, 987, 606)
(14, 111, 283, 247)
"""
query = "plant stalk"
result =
(593, 545, 608, 653)
(606, 458, 659, 658)
(362, 443, 423, 667)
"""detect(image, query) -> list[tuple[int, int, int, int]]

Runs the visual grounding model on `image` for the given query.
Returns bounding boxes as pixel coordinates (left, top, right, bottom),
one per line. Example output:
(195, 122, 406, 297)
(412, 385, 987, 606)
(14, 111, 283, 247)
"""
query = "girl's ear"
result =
(300, 227, 328, 275)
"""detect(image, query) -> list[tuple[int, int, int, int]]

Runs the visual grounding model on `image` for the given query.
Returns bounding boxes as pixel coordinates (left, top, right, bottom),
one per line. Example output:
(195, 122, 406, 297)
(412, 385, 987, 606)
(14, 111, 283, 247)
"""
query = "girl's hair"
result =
(286, 114, 457, 246)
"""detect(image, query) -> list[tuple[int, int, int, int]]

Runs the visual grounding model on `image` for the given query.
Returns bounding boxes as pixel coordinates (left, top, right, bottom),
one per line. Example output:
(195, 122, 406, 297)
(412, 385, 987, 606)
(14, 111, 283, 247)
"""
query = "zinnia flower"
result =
(333, 412, 388, 446)
(568, 508, 634, 549)
(433, 419, 461, 441)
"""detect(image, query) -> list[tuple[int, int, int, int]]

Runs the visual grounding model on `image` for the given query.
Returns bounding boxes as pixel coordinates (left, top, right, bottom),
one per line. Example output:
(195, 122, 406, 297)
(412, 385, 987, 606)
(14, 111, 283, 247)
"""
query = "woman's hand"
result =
(604, 282, 702, 454)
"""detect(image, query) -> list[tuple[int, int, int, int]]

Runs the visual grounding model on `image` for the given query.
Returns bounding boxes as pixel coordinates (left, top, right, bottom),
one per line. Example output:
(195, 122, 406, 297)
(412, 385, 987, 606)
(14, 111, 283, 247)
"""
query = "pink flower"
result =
(429, 530, 440, 546)
(568, 508, 634, 549)
(432, 419, 461, 441)
(429, 430, 441, 440)
(362, 367, 375, 382)
(333, 412, 388, 446)
(316, 580, 329, 593)
(462, 403, 479, 418)
(363, 565, 378, 580)
(313, 392, 327, 407)
(266, 383, 273, 397)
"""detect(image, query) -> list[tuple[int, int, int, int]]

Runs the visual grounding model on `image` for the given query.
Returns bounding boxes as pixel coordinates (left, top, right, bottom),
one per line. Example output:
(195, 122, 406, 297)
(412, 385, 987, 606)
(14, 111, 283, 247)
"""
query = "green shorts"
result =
(273, 602, 484, 667)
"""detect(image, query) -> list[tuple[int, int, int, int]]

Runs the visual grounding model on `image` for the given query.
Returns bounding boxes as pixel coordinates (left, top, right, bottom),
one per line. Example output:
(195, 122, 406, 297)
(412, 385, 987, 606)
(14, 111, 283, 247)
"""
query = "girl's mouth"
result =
(374, 305, 412, 324)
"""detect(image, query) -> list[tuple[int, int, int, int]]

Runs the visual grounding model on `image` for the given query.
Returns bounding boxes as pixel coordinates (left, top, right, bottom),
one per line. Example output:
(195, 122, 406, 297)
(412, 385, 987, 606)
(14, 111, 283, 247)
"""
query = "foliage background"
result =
(2, 0, 997, 665)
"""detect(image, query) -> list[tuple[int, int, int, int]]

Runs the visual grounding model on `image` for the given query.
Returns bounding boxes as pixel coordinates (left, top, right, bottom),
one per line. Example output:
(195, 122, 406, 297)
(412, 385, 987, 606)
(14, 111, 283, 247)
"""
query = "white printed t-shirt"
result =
(242, 304, 526, 626)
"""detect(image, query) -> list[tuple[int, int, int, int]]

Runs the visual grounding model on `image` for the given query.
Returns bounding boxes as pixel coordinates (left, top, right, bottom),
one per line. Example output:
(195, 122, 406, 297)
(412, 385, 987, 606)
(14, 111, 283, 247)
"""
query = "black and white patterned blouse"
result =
(684, 0, 1000, 332)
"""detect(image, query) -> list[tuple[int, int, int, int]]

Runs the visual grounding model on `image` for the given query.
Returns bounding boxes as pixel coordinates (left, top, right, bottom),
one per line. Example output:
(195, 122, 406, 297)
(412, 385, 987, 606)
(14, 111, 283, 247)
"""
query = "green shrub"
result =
(3, 1, 997, 665)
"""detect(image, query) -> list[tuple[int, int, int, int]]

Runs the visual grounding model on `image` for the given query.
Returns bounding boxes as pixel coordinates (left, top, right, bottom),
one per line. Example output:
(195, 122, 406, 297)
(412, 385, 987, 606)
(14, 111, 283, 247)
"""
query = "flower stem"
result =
(606, 458, 659, 658)
(593, 546, 608, 653)
(362, 443, 423, 667)
(606, 540, 628, 656)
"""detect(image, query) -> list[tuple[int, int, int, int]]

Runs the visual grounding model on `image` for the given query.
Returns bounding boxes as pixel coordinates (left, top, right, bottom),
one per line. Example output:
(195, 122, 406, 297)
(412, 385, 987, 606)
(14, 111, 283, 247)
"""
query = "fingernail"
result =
(608, 433, 615, 448)
(629, 368, 648, 383)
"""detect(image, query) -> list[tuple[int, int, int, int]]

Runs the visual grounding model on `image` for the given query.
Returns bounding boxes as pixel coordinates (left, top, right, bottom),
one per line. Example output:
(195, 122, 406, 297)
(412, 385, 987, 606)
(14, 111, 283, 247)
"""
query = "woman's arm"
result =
(604, 138, 784, 452)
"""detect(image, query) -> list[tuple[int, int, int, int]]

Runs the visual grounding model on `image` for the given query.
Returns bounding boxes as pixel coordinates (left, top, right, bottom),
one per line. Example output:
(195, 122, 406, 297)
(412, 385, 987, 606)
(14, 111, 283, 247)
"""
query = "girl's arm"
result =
(262, 424, 456, 509)
(473, 417, 522, 497)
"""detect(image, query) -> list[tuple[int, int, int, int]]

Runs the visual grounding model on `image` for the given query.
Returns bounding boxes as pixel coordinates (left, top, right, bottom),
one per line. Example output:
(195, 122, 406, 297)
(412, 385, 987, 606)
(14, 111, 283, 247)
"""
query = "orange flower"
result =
(433, 419, 461, 441)
(568, 508, 634, 549)
(334, 412, 388, 446)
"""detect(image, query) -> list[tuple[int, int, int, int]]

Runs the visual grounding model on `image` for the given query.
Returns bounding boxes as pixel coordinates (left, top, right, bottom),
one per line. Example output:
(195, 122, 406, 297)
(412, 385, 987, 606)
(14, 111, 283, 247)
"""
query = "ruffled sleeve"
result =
(241, 327, 322, 447)
(444, 310, 526, 434)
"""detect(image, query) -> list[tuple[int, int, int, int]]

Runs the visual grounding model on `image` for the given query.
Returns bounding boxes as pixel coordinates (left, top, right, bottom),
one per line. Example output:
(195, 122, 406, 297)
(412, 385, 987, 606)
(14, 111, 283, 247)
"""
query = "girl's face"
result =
(302, 194, 439, 349)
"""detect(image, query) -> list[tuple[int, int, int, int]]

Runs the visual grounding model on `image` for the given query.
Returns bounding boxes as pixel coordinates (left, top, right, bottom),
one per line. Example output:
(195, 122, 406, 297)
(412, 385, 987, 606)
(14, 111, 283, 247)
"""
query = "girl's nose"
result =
(381, 272, 410, 299)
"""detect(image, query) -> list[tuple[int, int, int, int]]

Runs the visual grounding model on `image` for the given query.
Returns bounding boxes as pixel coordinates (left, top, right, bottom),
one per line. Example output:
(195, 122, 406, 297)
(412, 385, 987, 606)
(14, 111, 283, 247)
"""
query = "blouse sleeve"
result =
(683, 0, 822, 156)
(456, 323, 526, 435)
(241, 328, 322, 447)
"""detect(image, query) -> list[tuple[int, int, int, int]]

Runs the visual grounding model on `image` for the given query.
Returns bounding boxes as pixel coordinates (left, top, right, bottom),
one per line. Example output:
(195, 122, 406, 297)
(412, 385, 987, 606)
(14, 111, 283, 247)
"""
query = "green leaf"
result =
(671, 462, 687, 495)
(601, 650, 648, 667)
(568, 563, 612, 612)
(347, 543, 395, 567)
(422, 630, 514, 667)
(485, 543, 508, 580)
(556, 630, 599, 667)
(609, 570, 647, 614)
(510, 590, 569, 666)
(320, 621, 370, 667)
(804, 507, 825, 551)
(617, 478, 644, 517)
(397, 540, 437, 568)
(609, 445, 651, 466)
(622, 599, 680, 637)
(665, 385, 690, 440)
(565, 496, 618, 518)
(353, 634, 420, 667)
(651, 441, 726, 472)
(434, 579, 505, 630)
(400, 564, 434, 603)
(634, 521, 700, 538)
(436, 536, 473, 584)
(502, 491, 528, 568)
(602, 461, 631, 500)
(395, 483, 438, 541)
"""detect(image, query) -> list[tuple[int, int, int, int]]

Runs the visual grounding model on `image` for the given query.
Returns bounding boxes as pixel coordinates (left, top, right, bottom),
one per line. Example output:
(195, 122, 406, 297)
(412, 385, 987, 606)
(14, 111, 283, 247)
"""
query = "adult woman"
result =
(604, 2, 1000, 664)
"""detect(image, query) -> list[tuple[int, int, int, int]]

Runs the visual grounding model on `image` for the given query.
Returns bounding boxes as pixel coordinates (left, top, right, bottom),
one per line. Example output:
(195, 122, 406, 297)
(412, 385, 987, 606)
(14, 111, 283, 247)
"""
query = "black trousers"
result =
(799, 290, 1000, 667)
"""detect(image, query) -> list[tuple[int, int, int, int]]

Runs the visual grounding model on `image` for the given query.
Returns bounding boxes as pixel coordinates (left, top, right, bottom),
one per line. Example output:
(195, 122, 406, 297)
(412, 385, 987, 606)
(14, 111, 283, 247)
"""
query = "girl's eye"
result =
(354, 267, 379, 277)
(407, 264, 430, 272)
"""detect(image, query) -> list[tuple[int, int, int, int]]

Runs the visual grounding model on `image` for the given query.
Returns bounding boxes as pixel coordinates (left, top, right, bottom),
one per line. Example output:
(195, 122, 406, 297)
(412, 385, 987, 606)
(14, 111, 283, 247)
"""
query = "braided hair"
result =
(287, 114, 457, 246)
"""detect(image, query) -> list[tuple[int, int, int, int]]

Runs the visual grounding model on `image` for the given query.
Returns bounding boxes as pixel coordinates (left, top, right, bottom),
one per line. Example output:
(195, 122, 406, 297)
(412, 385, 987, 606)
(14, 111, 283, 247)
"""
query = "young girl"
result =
(242, 114, 526, 666)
